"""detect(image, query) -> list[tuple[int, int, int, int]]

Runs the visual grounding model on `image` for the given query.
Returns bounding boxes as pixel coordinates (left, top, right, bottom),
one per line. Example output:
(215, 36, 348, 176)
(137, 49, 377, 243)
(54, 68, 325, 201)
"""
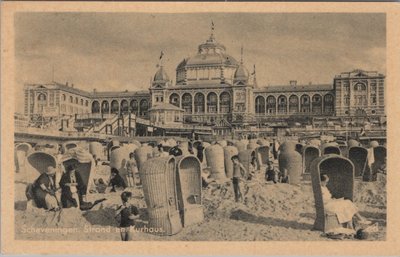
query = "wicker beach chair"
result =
(89, 142, 104, 160)
(15, 143, 32, 173)
(140, 156, 182, 236)
(134, 145, 153, 172)
(224, 145, 239, 178)
(302, 145, 321, 180)
(110, 146, 131, 185)
(348, 146, 369, 177)
(61, 141, 78, 154)
(205, 144, 226, 181)
(322, 143, 341, 155)
(176, 156, 203, 227)
(238, 149, 257, 179)
(310, 155, 354, 232)
(256, 145, 270, 167)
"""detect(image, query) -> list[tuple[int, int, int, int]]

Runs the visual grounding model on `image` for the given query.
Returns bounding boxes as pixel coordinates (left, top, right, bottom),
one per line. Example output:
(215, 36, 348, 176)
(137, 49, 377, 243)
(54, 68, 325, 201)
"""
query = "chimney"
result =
(66, 82, 69, 87)
(290, 80, 297, 86)
(71, 83, 74, 88)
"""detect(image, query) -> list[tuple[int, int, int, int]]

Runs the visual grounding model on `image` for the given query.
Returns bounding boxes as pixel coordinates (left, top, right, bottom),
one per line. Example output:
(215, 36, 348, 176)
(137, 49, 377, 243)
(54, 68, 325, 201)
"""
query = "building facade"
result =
(23, 31, 386, 129)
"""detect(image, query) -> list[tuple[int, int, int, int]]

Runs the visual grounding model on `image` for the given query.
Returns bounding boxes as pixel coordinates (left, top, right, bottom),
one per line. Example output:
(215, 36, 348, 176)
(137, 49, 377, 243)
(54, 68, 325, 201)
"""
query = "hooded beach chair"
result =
(62, 147, 96, 195)
(371, 146, 387, 181)
(15, 143, 32, 173)
(89, 141, 105, 161)
(322, 143, 341, 155)
(238, 149, 257, 179)
(256, 145, 270, 167)
(310, 155, 354, 232)
(223, 145, 239, 178)
(205, 144, 226, 181)
(140, 156, 182, 236)
(302, 145, 321, 180)
(348, 146, 369, 177)
(110, 145, 132, 185)
(61, 141, 78, 154)
(176, 156, 203, 227)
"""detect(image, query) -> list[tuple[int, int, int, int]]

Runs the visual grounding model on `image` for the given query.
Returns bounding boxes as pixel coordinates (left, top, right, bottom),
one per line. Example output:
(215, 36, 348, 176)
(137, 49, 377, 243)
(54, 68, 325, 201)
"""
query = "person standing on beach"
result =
(196, 142, 205, 162)
(125, 153, 137, 188)
(231, 155, 246, 203)
(116, 191, 140, 241)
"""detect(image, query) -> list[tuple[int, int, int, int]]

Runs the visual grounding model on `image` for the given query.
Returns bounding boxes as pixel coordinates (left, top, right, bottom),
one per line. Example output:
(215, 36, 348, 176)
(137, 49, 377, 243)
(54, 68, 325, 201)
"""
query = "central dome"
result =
(177, 34, 238, 68)
(175, 32, 243, 86)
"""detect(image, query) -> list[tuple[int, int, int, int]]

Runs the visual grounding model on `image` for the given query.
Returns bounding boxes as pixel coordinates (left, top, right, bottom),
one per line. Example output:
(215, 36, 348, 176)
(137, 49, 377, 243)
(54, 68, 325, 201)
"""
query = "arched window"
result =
(324, 94, 334, 113)
(300, 95, 311, 113)
(91, 101, 100, 113)
(266, 96, 276, 114)
(312, 94, 322, 114)
(69, 96, 73, 103)
(101, 100, 109, 113)
(182, 93, 192, 113)
(194, 93, 205, 113)
(85, 100, 88, 107)
(207, 92, 218, 113)
(140, 99, 149, 116)
(219, 92, 231, 113)
(111, 100, 119, 114)
(37, 93, 47, 111)
(169, 93, 180, 107)
(277, 95, 287, 114)
(130, 100, 138, 114)
(62, 94, 66, 101)
(120, 100, 129, 114)
(353, 83, 368, 107)
(75, 97, 78, 104)
(255, 96, 265, 114)
(80, 99, 84, 106)
(354, 83, 367, 91)
(289, 95, 299, 114)
(37, 93, 47, 101)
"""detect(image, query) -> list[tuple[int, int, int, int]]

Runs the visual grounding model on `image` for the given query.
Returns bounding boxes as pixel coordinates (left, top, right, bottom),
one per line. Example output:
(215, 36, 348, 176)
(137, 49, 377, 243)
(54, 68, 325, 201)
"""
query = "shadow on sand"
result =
(230, 209, 313, 230)
(15, 200, 27, 211)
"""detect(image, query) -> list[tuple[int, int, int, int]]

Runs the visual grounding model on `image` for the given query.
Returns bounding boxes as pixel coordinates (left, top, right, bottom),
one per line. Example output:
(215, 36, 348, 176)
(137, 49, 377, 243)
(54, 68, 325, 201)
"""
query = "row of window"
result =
(91, 99, 149, 115)
(255, 94, 333, 105)
(62, 94, 89, 107)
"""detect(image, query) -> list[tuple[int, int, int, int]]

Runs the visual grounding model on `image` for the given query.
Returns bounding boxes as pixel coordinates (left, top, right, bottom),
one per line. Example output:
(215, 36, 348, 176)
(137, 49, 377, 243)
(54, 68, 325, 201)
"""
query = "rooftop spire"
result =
(240, 45, 244, 64)
(156, 50, 164, 68)
(252, 64, 257, 87)
(208, 20, 215, 41)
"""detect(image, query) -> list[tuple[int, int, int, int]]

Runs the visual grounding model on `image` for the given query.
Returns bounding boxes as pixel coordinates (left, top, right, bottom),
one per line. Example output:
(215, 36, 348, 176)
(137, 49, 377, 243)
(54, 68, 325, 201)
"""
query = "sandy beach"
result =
(14, 166, 386, 241)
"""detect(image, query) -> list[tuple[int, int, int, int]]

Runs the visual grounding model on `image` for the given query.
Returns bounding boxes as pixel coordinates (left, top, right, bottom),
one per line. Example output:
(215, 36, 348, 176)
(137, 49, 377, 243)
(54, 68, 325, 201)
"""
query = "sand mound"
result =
(354, 180, 386, 207)
(203, 174, 386, 223)
(20, 206, 91, 229)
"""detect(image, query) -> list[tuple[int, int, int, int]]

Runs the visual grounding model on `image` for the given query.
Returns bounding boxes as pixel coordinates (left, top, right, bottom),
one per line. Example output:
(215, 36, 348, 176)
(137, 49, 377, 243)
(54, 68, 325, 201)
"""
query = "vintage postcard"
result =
(1, 2, 400, 256)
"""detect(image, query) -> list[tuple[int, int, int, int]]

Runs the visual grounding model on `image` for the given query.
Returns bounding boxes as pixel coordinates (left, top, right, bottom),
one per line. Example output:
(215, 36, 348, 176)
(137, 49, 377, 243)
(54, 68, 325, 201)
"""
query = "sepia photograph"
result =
(2, 2, 399, 256)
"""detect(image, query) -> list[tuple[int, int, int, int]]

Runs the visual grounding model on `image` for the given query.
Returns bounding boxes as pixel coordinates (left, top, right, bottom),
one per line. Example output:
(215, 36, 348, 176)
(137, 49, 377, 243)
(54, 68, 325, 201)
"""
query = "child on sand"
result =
(115, 191, 140, 241)
(231, 155, 246, 202)
(109, 168, 127, 192)
(265, 161, 279, 184)
(247, 156, 257, 181)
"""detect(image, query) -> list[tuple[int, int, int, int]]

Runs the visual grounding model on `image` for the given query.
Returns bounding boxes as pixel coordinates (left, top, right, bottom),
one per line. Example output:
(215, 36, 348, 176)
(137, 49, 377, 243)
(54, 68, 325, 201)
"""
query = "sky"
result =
(15, 12, 386, 112)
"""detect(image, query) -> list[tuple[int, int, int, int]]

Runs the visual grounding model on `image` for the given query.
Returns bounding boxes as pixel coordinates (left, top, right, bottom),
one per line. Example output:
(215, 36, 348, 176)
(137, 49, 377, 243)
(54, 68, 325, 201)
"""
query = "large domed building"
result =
(23, 26, 386, 137)
(150, 30, 257, 127)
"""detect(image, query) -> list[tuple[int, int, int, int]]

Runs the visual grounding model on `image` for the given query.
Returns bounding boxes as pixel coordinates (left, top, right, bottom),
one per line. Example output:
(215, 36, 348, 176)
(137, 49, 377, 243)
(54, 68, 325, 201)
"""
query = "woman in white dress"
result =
(320, 174, 370, 229)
